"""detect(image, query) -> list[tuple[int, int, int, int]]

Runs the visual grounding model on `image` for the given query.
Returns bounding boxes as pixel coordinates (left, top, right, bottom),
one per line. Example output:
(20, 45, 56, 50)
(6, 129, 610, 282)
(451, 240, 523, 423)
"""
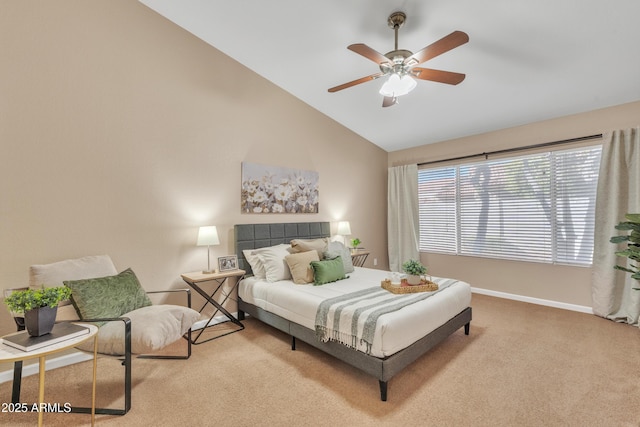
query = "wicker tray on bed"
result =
(381, 279, 439, 294)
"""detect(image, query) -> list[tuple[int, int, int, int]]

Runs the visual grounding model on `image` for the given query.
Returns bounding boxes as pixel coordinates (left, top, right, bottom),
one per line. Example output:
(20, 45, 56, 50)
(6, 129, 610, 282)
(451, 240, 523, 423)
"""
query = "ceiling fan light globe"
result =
(379, 73, 416, 97)
(399, 75, 417, 95)
(379, 74, 400, 96)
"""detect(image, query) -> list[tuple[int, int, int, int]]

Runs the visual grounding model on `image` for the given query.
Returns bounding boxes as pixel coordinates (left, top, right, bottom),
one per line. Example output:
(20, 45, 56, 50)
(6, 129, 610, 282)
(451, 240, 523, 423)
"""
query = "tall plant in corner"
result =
(610, 213, 640, 290)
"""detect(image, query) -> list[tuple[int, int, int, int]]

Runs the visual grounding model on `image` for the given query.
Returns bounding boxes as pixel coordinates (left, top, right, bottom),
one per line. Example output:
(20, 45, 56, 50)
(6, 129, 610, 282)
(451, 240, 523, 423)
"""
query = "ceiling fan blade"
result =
(348, 44, 392, 65)
(411, 68, 466, 85)
(405, 31, 469, 66)
(382, 96, 397, 108)
(328, 72, 384, 93)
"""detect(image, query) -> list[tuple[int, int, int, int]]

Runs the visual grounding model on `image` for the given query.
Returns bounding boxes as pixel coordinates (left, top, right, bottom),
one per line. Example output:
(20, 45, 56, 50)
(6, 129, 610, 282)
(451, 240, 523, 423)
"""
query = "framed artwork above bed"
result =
(241, 162, 319, 214)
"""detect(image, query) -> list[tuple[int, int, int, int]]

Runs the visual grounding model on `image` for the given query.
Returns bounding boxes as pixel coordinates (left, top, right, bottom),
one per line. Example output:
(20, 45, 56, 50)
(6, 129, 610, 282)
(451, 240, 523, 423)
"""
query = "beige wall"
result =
(389, 100, 640, 308)
(0, 1, 388, 336)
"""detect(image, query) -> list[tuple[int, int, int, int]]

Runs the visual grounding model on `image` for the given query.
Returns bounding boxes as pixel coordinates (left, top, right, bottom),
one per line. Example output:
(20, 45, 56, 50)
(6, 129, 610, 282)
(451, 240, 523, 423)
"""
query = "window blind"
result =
(418, 145, 602, 265)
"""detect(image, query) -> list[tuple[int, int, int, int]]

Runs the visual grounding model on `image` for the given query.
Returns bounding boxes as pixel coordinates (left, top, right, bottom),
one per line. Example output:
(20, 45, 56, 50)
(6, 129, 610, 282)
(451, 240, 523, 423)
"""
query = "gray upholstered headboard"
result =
(234, 222, 331, 275)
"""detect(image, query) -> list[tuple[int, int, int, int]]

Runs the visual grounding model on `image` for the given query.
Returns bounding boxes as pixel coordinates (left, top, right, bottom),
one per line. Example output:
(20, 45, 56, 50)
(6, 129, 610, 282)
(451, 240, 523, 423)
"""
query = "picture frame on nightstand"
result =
(218, 255, 238, 272)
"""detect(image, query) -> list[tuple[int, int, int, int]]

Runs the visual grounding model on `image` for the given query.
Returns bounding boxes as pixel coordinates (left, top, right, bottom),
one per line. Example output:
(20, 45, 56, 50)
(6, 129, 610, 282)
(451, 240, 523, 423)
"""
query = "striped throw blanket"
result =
(315, 278, 459, 354)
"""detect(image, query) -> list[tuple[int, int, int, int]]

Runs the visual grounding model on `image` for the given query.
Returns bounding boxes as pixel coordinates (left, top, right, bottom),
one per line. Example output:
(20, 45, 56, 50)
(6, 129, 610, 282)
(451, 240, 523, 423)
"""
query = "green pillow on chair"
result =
(310, 256, 346, 286)
(64, 268, 152, 322)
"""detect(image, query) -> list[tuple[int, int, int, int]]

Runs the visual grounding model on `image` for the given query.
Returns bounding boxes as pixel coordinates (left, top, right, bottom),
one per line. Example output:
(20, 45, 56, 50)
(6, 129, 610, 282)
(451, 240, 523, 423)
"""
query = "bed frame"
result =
(234, 221, 472, 401)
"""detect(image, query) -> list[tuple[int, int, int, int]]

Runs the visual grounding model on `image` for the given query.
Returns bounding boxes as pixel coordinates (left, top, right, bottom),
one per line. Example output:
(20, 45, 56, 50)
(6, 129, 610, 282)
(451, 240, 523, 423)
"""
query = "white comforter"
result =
(239, 267, 471, 358)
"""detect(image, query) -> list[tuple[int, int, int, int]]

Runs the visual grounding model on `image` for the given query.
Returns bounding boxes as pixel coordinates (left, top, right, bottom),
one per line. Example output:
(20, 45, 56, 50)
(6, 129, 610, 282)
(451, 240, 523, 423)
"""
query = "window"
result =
(418, 145, 602, 265)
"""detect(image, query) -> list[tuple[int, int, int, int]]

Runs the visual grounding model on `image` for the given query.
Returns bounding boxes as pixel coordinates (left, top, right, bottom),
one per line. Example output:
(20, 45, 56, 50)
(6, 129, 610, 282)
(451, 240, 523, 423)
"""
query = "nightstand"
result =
(351, 250, 370, 267)
(180, 269, 245, 344)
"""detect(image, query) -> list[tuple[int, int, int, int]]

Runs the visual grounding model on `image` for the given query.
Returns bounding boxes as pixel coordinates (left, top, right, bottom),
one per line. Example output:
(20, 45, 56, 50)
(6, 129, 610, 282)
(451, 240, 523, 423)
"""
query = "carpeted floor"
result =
(2, 294, 639, 426)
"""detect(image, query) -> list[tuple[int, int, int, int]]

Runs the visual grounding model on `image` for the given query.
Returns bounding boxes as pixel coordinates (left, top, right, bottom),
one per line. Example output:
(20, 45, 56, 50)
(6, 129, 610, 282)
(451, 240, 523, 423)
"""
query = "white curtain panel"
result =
(591, 127, 640, 325)
(387, 164, 419, 272)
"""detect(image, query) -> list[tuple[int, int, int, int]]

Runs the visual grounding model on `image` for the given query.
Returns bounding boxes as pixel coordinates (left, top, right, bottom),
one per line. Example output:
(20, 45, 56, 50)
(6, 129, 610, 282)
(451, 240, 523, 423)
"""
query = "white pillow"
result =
(76, 304, 200, 355)
(243, 249, 266, 279)
(254, 244, 292, 282)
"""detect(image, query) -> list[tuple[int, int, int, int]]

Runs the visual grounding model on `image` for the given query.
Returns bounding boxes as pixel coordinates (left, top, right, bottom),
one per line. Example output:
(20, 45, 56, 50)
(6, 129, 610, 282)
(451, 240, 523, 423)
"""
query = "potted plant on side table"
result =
(4, 286, 71, 336)
(402, 259, 428, 285)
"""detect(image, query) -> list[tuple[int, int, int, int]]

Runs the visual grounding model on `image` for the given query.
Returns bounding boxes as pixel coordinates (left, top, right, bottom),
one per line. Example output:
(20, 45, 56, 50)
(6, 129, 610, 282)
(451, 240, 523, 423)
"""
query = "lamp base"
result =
(202, 269, 217, 274)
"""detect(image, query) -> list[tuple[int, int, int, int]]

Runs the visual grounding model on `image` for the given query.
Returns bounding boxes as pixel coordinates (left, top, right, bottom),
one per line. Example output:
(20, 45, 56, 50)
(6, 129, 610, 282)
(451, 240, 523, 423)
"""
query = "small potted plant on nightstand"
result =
(4, 286, 71, 336)
(351, 238, 361, 250)
(402, 259, 428, 285)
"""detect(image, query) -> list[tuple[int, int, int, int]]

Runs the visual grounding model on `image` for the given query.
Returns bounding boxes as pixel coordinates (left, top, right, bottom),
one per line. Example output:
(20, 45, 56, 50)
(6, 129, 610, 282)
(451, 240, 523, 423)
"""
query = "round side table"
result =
(0, 323, 99, 426)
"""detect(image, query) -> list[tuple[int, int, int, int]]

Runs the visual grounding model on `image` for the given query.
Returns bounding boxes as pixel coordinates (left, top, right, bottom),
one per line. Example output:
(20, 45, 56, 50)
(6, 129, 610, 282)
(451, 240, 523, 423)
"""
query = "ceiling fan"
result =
(328, 11, 469, 107)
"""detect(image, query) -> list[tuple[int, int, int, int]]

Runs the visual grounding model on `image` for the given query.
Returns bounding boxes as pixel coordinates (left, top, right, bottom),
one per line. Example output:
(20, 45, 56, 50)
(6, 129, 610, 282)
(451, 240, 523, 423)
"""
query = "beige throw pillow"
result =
(290, 238, 329, 259)
(285, 251, 320, 284)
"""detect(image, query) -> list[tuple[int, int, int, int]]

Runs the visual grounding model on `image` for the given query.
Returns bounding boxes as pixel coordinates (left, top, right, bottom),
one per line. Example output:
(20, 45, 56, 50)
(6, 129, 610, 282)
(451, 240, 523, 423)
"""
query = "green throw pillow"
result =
(310, 256, 346, 286)
(64, 268, 152, 323)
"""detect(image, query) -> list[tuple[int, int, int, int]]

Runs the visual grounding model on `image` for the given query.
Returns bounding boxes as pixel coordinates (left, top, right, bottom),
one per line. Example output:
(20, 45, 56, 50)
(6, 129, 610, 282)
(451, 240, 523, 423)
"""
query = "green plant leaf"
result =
(615, 222, 634, 230)
(625, 213, 640, 223)
(3, 286, 71, 314)
(610, 235, 629, 244)
(402, 259, 427, 276)
(614, 265, 636, 274)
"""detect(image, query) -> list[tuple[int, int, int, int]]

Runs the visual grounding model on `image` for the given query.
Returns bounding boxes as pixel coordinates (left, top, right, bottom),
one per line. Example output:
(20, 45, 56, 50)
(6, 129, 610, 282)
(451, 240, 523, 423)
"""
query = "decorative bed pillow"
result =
(75, 304, 200, 355)
(325, 241, 355, 274)
(310, 257, 346, 286)
(254, 244, 292, 282)
(290, 238, 329, 259)
(64, 268, 152, 323)
(285, 250, 320, 284)
(243, 249, 266, 279)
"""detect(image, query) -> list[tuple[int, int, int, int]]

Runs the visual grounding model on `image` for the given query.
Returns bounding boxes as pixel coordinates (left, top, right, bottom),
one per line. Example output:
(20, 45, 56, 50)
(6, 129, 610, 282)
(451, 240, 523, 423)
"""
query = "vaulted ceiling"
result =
(139, 0, 640, 152)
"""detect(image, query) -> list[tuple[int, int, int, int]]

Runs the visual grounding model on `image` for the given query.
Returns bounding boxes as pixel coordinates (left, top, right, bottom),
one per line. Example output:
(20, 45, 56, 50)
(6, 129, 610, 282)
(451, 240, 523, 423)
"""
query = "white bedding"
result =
(239, 267, 471, 358)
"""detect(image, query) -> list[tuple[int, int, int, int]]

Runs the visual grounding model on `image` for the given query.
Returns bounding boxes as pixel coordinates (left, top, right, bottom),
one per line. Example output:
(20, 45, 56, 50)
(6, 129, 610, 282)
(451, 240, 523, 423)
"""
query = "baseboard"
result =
(471, 287, 593, 314)
(0, 350, 94, 384)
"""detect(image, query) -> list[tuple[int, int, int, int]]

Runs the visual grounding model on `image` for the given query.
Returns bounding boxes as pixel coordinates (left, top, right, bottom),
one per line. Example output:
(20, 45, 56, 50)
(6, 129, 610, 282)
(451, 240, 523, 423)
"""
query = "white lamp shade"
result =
(337, 221, 351, 235)
(197, 226, 220, 246)
(379, 74, 417, 97)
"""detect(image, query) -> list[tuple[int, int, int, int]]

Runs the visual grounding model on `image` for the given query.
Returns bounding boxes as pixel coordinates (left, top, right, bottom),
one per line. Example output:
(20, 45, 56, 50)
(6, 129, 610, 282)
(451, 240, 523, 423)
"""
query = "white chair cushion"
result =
(76, 305, 200, 355)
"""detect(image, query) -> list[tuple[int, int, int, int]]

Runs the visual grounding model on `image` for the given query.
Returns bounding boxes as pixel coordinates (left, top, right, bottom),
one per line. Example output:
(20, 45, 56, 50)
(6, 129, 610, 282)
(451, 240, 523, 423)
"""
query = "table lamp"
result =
(197, 226, 220, 274)
(337, 221, 351, 246)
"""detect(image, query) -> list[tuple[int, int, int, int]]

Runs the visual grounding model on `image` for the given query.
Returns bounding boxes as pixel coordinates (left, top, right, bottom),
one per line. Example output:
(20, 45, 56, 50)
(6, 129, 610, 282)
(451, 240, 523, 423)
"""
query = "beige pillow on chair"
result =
(29, 255, 118, 322)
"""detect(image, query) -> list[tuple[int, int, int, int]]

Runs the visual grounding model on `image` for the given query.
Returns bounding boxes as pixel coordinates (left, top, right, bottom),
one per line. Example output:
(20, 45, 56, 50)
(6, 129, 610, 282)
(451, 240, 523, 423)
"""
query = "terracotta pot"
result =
(24, 306, 57, 337)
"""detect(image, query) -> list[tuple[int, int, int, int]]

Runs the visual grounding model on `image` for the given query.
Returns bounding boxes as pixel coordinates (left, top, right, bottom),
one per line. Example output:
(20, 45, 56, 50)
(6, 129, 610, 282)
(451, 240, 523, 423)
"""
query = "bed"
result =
(234, 221, 472, 401)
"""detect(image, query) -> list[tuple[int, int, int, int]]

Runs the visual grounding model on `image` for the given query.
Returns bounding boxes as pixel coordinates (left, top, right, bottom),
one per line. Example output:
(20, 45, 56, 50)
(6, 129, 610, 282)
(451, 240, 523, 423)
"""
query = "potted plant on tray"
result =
(4, 286, 71, 336)
(610, 213, 640, 290)
(402, 259, 428, 285)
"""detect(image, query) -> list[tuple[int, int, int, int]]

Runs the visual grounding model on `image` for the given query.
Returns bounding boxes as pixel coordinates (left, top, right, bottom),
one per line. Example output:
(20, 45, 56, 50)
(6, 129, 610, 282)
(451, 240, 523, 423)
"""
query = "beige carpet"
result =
(2, 294, 640, 427)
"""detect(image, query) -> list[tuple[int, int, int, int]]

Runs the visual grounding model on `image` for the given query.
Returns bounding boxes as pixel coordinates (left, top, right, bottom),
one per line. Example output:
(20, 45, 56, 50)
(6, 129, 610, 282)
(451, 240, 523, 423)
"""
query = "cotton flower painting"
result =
(241, 162, 319, 214)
